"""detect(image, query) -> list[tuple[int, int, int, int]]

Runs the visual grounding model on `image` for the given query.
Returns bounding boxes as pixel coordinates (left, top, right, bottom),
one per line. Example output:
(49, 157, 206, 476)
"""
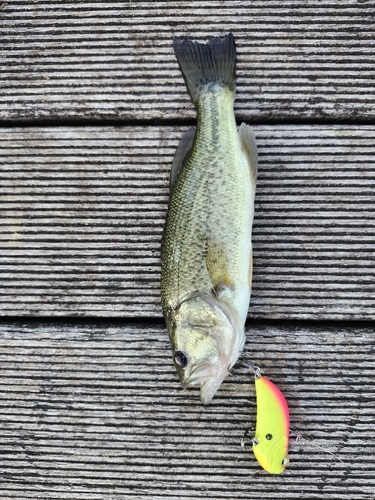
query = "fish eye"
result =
(265, 434, 273, 441)
(173, 351, 188, 368)
(282, 457, 289, 467)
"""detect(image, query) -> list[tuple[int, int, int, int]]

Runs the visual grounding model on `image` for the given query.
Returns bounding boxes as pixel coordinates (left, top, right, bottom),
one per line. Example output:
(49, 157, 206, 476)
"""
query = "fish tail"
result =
(173, 33, 236, 104)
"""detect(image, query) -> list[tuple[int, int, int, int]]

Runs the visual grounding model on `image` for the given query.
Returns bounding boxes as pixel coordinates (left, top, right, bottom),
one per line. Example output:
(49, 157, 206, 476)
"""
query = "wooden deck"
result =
(1, 2, 374, 499)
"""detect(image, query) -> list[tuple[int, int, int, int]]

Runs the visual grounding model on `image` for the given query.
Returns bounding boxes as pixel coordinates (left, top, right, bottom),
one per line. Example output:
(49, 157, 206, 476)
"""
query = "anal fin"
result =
(170, 127, 195, 191)
(239, 123, 258, 184)
(248, 245, 253, 292)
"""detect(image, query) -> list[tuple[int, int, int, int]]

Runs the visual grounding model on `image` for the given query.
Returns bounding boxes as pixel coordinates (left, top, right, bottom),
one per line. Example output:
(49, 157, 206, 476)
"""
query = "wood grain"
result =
(1, 125, 374, 319)
(1, 1, 375, 123)
(0, 320, 373, 499)
(1, 3, 374, 500)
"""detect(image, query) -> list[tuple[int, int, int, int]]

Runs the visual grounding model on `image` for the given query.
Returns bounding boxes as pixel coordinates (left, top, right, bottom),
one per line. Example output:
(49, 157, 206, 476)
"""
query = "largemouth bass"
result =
(161, 33, 257, 404)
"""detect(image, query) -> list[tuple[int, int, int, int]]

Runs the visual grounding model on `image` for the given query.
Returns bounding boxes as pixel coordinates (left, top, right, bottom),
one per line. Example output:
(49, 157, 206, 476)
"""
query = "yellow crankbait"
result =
(252, 368, 290, 474)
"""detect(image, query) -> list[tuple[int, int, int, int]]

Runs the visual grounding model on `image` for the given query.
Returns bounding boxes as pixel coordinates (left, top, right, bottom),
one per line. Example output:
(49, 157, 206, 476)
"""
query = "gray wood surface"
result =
(0, 320, 374, 499)
(1, 2, 374, 499)
(1, 125, 374, 319)
(1, 0, 375, 123)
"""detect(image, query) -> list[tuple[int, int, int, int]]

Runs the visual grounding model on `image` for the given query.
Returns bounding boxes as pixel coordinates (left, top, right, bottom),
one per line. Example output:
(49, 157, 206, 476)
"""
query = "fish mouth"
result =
(182, 362, 212, 387)
(200, 374, 228, 405)
(182, 362, 229, 405)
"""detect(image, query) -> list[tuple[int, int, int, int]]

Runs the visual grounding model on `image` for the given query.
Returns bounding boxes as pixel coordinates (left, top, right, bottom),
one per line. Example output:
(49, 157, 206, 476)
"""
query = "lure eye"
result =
(266, 434, 273, 441)
(173, 351, 188, 368)
(282, 457, 289, 467)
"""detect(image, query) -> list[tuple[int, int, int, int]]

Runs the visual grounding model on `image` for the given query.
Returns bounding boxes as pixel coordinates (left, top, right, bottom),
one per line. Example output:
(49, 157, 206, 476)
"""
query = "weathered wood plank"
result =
(1, 1, 375, 123)
(0, 320, 374, 499)
(1, 125, 375, 319)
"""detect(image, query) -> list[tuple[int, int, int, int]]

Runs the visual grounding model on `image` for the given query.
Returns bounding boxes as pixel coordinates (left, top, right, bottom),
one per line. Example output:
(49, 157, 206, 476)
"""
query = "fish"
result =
(161, 33, 258, 405)
(252, 374, 290, 474)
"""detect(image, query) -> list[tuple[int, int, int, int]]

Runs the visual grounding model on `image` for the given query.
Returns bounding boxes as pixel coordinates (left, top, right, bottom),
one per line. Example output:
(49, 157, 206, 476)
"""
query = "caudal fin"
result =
(173, 33, 236, 104)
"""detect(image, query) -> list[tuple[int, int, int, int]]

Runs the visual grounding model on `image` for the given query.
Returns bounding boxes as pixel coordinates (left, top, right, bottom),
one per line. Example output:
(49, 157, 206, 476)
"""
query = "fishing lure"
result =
(251, 367, 290, 474)
(242, 364, 345, 472)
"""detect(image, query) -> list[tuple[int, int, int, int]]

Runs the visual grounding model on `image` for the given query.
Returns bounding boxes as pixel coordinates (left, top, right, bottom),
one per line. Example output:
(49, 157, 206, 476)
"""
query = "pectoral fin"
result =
(170, 127, 195, 191)
(205, 239, 233, 295)
(239, 123, 258, 185)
